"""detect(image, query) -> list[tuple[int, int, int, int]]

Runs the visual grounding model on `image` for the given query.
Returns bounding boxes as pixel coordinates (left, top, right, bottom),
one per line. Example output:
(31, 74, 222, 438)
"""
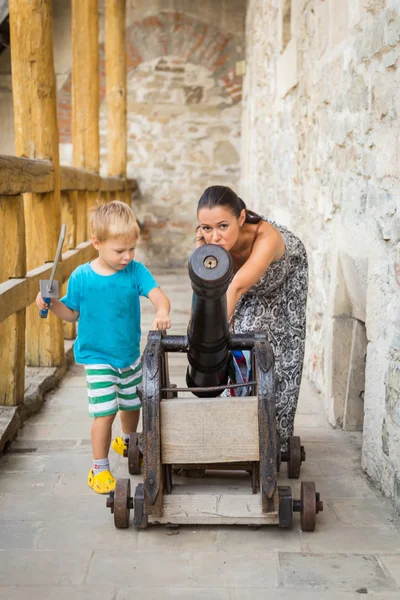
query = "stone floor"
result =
(1, 269, 400, 599)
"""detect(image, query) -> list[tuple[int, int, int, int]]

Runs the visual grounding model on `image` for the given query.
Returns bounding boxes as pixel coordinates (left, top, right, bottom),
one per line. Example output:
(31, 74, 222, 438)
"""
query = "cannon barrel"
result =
(186, 244, 233, 397)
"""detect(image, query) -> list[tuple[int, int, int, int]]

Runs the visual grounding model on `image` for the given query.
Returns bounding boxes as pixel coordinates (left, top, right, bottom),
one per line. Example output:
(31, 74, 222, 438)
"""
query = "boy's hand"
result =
(152, 312, 171, 331)
(36, 291, 50, 311)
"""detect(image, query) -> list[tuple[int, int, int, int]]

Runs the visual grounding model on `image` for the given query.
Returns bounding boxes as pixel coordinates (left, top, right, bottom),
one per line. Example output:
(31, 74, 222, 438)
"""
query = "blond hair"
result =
(90, 200, 140, 242)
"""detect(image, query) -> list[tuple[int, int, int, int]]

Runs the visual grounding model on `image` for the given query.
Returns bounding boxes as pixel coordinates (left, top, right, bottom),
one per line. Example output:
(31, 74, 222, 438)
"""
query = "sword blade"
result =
(48, 224, 67, 292)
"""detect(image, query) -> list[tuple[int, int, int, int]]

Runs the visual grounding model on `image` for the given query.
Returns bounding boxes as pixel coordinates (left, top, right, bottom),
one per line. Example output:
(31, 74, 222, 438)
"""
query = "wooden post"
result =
(9, 0, 65, 367)
(0, 196, 26, 405)
(105, 0, 127, 178)
(72, 0, 99, 241)
(72, 0, 99, 173)
(61, 191, 77, 340)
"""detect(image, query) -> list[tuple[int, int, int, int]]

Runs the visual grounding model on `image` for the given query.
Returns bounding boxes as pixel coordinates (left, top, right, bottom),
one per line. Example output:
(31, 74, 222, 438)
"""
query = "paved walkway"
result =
(1, 270, 400, 599)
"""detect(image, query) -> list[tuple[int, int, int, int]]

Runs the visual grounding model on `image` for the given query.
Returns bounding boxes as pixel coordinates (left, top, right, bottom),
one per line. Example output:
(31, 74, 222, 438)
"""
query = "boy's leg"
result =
(85, 364, 119, 493)
(91, 414, 116, 459)
(119, 408, 140, 438)
(112, 359, 142, 456)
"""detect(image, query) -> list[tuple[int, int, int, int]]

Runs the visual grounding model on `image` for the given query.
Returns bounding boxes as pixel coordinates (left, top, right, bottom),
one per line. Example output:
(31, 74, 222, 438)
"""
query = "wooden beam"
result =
(105, 0, 127, 178)
(9, 0, 64, 367)
(147, 489, 279, 526)
(0, 242, 96, 324)
(72, 0, 99, 173)
(100, 177, 128, 192)
(0, 195, 26, 405)
(60, 166, 101, 191)
(0, 156, 54, 195)
(160, 396, 260, 464)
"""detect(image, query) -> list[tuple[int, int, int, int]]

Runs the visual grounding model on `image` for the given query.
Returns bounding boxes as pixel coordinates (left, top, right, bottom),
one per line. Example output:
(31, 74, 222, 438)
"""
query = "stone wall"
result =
(241, 0, 400, 507)
(57, 1, 247, 267)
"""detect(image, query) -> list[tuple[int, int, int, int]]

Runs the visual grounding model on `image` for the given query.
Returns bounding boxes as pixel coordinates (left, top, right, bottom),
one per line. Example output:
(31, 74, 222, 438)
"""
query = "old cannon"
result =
(107, 244, 323, 531)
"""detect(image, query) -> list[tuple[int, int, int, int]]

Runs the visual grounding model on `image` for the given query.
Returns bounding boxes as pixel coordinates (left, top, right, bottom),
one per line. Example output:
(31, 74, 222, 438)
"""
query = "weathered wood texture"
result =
(9, 0, 64, 367)
(147, 489, 279, 525)
(0, 195, 26, 405)
(0, 156, 54, 195)
(0, 159, 136, 196)
(160, 396, 260, 464)
(0, 242, 96, 325)
(105, 0, 127, 177)
(72, 0, 99, 172)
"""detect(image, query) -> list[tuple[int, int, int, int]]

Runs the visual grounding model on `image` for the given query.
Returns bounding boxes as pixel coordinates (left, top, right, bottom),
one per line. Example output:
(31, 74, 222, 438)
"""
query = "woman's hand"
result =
(195, 225, 205, 247)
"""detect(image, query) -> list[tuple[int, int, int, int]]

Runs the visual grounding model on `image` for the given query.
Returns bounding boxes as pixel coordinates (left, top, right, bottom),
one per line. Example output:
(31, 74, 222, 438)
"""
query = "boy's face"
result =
(92, 234, 137, 271)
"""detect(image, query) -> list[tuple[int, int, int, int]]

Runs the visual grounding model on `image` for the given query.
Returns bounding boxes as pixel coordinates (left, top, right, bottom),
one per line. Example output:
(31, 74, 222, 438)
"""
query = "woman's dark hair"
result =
(197, 185, 262, 224)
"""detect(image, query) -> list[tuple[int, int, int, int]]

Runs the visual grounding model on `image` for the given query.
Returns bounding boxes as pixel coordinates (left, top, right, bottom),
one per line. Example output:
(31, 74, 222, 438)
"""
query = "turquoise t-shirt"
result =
(60, 260, 158, 368)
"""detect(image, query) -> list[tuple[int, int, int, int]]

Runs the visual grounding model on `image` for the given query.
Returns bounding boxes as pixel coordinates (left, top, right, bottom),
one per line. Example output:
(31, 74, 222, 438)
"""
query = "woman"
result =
(196, 185, 308, 451)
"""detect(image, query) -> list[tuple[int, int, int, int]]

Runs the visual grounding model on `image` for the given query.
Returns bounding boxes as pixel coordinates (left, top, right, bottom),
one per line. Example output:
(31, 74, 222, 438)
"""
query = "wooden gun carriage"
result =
(107, 245, 323, 531)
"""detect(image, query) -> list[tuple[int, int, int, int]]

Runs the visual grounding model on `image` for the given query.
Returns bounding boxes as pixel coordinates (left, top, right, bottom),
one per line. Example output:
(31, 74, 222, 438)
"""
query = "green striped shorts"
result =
(85, 358, 142, 418)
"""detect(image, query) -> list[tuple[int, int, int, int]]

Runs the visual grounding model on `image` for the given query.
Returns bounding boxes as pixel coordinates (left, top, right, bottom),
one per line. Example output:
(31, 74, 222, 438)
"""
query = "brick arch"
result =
(58, 12, 244, 144)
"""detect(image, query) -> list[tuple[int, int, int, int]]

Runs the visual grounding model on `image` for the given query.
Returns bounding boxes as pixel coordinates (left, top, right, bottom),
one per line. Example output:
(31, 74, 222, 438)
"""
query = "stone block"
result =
(277, 38, 298, 98)
(379, 555, 400, 588)
(118, 589, 229, 600)
(343, 319, 367, 431)
(279, 552, 395, 591)
(385, 355, 400, 426)
(0, 549, 92, 585)
(0, 521, 42, 550)
(330, 0, 349, 46)
(86, 549, 194, 587)
(1, 588, 116, 600)
(191, 551, 278, 588)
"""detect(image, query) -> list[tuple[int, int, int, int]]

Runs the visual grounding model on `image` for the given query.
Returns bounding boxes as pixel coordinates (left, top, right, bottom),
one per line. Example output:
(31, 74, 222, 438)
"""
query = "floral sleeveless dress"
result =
(231, 219, 308, 450)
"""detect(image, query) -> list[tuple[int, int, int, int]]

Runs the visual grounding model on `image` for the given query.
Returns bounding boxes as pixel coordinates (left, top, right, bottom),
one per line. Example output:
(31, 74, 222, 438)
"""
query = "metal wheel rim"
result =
(114, 478, 131, 529)
(128, 432, 141, 475)
(300, 481, 316, 532)
(287, 436, 301, 479)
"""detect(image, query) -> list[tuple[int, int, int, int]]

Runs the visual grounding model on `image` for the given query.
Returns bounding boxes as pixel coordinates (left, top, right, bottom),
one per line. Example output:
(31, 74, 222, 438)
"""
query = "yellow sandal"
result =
(111, 436, 127, 457)
(88, 469, 116, 494)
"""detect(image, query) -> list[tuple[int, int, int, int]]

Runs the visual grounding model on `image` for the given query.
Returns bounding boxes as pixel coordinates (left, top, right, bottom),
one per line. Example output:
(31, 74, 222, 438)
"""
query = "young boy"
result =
(36, 201, 171, 494)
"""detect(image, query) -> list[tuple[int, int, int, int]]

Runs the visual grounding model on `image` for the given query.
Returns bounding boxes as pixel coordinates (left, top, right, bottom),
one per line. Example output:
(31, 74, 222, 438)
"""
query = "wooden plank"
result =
(60, 167, 131, 193)
(60, 189, 77, 341)
(9, 0, 64, 367)
(72, 0, 99, 173)
(161, 396, 260, 464)
(148, 491, 278, 525)
(60, 166, 100, 191)
(100, 177, 127, 192)
(86, 190, 99, 220)
(0, 156, 54, 195)
(61, 190, 78, 251)
(105, 0, 127, 178)
(0, 194, 26, 405)
(0, 242, 96, 324)
(76, 190, 87, 244)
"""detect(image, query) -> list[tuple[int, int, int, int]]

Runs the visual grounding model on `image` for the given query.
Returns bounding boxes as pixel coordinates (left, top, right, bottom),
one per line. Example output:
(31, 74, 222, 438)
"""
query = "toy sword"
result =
(39, 224, 66, 318)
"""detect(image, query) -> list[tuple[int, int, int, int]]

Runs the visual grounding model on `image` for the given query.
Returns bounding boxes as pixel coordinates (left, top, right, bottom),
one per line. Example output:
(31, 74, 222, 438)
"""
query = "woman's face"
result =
(197, 206, 245, 251)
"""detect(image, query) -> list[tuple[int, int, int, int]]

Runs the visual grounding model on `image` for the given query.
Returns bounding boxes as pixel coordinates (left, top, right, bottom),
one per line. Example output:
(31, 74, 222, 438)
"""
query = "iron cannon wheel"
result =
(128, 432, 141, 475)
(300, 481, 317, 532)
(114, 478, 132, 529)
(287, 436, 302, 479)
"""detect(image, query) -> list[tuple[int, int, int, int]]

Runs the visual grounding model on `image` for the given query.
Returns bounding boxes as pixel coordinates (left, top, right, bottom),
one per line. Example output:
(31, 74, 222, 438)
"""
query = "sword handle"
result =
(39, 298, 50, 319)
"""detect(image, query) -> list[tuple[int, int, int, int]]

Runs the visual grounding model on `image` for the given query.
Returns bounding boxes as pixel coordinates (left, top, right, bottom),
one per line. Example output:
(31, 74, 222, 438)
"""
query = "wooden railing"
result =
(0, 155, 136, 407)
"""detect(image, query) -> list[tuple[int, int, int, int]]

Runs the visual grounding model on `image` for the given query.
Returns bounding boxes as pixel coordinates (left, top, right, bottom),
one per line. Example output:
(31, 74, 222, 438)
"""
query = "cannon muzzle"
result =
(186, 244, 233, 397)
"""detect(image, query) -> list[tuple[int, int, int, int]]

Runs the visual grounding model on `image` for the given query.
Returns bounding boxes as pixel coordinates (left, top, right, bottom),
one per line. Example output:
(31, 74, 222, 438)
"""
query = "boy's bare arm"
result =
(148, 287, 171, 330)
(35, 293, 79, 323)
